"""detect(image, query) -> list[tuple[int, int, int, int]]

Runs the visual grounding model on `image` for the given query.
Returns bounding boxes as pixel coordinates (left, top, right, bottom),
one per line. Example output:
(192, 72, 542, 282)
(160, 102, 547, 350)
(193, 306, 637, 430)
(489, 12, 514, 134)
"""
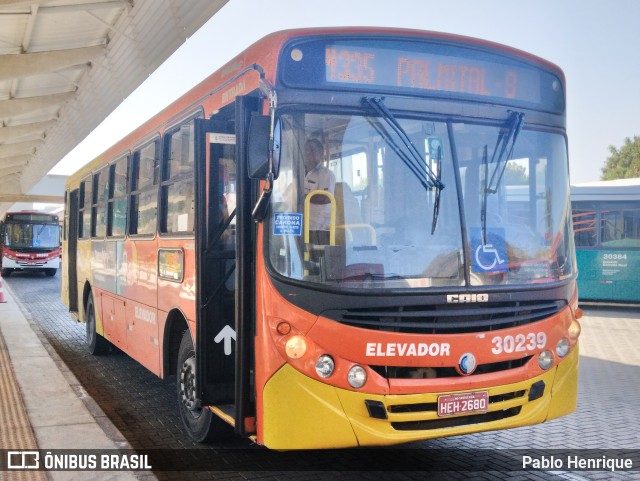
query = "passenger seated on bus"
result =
(304, 138, 335, 245)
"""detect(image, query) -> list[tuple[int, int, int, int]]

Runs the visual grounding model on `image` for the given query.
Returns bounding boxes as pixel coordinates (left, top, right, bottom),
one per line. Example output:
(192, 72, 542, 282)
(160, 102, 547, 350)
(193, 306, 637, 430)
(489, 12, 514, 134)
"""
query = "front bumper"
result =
(2, 255, 60, 270)
(261, 345, 578, 449)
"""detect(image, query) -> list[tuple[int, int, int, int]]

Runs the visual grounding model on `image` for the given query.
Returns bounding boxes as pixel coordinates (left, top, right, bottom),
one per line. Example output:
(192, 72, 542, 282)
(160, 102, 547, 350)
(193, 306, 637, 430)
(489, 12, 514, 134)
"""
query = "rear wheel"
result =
(177, 330, 232, 443)
(86, 292, 109, 354)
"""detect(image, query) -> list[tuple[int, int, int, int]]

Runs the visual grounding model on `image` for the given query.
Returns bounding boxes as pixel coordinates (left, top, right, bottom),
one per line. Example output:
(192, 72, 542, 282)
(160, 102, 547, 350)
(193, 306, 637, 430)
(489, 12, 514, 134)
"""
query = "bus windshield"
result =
(3, 222, 60, 249)
(267, 109, 573, 289)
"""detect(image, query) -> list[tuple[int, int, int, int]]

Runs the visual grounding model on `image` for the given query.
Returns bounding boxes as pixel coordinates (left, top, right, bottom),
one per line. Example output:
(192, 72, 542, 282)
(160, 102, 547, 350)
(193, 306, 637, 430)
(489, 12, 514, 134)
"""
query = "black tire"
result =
(1, 268, 12, 277)
(44, 268, 57, 277)
(177, 330, 232, 443)
(86, 292, 109, 355)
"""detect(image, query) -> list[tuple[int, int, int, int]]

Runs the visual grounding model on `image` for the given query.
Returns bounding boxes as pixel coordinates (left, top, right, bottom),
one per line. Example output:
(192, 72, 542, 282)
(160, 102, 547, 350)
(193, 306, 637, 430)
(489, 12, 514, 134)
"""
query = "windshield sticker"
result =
(471, 227, 508, 273)
(273, 212, 303, 236)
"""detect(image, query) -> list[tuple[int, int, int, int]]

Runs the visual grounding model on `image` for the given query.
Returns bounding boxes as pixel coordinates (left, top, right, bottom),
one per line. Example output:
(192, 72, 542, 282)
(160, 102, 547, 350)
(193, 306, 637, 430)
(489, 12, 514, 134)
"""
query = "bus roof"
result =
(4, 210, 59, 217)
(571, 178, 640, 202)
(263, 27, 565, 75)
(66, 26, 565, 186)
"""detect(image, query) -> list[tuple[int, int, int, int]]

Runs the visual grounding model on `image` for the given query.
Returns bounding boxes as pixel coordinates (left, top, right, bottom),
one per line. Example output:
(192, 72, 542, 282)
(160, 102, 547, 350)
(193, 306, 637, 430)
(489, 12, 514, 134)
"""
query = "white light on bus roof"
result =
(291, 48, 303, 62)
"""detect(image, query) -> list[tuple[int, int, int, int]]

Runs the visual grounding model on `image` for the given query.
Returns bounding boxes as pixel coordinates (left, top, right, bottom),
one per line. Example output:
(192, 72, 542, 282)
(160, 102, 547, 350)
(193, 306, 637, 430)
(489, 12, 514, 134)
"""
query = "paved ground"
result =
(4, 269, 640, 480)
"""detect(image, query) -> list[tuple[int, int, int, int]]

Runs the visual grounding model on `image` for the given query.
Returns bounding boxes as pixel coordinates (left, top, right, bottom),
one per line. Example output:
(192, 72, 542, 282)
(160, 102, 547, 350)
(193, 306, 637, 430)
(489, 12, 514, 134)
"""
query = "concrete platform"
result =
(0, 277, 144, 481)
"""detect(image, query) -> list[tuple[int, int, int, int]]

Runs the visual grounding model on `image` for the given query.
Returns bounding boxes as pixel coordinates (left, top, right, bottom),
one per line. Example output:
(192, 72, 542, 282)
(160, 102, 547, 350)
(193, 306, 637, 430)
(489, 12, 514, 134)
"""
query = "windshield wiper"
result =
(363, 97, 444, 191)
(363, 97, 445, 234)
(486, 110, 525, 193)
(431, 143, 442, 234)
(481, 110, 525, 243)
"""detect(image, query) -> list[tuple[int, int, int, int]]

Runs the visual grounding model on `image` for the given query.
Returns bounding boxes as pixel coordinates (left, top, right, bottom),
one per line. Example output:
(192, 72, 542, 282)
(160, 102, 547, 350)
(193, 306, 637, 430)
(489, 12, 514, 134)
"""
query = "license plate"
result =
(437, 391, 489, 417)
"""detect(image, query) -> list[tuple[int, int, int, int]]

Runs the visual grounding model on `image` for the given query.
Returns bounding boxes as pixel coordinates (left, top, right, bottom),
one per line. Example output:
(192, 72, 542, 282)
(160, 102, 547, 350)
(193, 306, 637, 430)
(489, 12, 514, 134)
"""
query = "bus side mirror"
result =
(248, 115, 282, 222)
(247, 115, 280, 180)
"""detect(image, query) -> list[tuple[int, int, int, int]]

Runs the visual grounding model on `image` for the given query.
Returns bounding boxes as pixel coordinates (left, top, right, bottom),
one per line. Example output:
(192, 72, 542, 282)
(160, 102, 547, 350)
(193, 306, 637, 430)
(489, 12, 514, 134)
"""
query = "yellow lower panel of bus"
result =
(262, 364, 359, 449)
(261, 347, 578, 449)
(547, 342, 580, 421)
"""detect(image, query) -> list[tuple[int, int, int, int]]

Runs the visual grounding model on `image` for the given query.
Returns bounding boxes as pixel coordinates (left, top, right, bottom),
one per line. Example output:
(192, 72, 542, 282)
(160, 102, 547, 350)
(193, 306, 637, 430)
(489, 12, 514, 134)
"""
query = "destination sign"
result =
(325, 44, 541, 103)
(280, 37, 564, 112)
(7, 213, 57, 223)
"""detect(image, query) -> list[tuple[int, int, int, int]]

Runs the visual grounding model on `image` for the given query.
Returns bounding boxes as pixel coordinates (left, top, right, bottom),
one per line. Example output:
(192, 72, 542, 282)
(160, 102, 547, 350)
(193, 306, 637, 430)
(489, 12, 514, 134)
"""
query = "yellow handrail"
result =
(303, 190, 336, 246)
(303, 190, 336, 277)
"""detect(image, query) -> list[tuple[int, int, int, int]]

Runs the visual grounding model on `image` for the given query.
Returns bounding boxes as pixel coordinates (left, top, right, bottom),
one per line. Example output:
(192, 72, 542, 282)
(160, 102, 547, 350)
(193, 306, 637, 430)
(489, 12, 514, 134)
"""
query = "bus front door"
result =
(67, 189, 79, 313)
(195, 95, 258, 435)
(195, 116, 238, 410)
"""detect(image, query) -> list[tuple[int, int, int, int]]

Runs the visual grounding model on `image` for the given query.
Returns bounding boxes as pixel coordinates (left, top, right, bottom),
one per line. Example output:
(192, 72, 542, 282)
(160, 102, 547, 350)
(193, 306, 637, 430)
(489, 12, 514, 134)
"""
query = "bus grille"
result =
(391, 407, 522, 431)
(387, 389, 526, 431)
(329, 300, 566, 334)
(371, 356, 532, 379)
(16, 261, 47, 267)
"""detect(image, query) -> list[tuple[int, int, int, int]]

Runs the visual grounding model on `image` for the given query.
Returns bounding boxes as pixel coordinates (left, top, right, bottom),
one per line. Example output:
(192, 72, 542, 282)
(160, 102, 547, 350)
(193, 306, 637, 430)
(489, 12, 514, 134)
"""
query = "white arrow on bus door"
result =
(214, 325, 236, 355)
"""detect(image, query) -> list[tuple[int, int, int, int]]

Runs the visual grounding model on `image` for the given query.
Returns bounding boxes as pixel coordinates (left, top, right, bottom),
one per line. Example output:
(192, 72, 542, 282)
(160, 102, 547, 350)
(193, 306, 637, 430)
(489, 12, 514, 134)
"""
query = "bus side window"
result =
(601, 206, 640, 247)
(92, 167, 109, 238)
(108, 155, 129, 237)
(161, 121, 195, 235)
(130, 140, 159, 236)
(79, 176, 92, 239)
(572, 206, 597, 247)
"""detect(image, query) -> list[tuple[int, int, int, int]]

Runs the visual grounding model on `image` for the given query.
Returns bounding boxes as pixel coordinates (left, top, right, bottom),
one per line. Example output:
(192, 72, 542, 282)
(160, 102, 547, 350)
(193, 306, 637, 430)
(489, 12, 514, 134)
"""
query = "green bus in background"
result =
(571, 179, 640, 304)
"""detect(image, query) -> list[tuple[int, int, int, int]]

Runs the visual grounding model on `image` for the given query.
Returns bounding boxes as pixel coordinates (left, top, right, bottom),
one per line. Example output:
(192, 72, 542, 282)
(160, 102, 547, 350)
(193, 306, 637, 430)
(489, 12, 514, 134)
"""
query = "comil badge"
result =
(457, 352, 477, 375)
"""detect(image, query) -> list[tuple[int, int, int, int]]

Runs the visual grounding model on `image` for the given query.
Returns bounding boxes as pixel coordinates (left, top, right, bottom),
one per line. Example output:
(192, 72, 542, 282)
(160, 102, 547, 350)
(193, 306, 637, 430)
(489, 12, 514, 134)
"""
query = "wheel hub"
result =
(179, 356, 201, 412)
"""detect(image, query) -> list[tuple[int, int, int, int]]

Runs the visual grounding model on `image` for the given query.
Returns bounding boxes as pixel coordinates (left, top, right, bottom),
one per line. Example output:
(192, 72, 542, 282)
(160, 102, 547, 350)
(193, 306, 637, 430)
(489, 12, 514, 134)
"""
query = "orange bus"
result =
(61, 27, 581, 449)
(1, 210, 61, 277)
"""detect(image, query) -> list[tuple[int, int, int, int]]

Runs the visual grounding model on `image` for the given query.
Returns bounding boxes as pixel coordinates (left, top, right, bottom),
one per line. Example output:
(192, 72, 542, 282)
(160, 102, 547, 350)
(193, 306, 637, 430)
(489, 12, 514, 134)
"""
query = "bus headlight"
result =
(538, 350, 554, 370)
(315, 355, 335, 378)
(285, 335, 307, 359)
(347, 365, 367, 388)
(556, 338, 570, 358)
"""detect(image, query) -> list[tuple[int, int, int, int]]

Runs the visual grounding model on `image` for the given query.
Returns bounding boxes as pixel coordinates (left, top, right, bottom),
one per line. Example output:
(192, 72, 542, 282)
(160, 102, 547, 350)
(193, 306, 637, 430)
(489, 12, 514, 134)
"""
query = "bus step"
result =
(210, 404, 236, 426)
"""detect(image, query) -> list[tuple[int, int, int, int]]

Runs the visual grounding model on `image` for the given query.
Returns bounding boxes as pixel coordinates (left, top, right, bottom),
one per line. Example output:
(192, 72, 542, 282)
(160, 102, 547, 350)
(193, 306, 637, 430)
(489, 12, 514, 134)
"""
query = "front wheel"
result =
(177, 330, 232, 443)
(86, 292, 109, 354)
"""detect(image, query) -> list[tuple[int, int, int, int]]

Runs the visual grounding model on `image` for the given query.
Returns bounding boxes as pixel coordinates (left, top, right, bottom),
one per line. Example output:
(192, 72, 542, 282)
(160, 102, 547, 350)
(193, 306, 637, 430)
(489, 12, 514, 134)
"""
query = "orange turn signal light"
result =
(277, 322, 291, 335)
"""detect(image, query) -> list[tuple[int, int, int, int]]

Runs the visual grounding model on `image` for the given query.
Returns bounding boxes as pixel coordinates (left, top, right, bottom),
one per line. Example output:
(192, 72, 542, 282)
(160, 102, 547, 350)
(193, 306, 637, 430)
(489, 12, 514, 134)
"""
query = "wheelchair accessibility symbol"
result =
(471, 228, 508, 273)
(475, 243, 505, 270)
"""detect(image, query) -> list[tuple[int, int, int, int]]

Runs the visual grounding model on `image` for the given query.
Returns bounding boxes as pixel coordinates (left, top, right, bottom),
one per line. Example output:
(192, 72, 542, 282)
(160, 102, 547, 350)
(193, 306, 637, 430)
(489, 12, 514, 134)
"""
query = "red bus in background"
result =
(1, 210, 61, 277)
(62, 27, 581, 449)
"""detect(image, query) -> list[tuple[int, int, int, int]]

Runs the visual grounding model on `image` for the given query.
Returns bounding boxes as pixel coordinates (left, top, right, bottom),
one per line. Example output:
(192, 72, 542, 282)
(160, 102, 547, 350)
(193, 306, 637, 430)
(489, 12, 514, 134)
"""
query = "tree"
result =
(600, 135, 640, 180)
(504, 161, 528, 185)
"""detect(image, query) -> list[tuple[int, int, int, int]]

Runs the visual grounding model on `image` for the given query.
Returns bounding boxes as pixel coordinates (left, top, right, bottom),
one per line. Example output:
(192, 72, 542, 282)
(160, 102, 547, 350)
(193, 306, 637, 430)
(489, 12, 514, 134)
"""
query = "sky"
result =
(49, 0, 640, 184)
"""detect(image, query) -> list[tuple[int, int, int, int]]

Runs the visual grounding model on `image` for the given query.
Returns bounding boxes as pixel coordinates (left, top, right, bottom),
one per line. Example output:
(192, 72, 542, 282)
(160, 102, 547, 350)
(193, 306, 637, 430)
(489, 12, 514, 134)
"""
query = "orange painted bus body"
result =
(62, 27, 578, 449)
(252, 231, 579, 447)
